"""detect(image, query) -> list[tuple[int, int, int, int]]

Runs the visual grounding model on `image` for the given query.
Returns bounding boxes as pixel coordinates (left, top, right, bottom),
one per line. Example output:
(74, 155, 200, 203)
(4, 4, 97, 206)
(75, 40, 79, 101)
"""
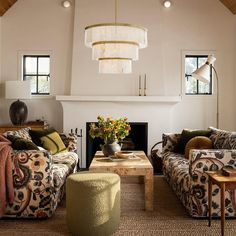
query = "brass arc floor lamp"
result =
(192, 55, 219, 128)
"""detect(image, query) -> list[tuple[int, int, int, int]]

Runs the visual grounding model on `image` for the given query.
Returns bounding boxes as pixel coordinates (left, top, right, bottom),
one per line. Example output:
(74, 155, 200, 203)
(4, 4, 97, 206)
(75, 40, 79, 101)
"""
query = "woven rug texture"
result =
(0, 176, 236, 236)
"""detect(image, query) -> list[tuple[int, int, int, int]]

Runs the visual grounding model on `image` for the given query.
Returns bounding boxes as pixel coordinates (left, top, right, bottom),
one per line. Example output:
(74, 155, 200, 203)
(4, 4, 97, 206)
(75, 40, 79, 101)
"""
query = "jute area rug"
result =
(0, 176, 236, 236)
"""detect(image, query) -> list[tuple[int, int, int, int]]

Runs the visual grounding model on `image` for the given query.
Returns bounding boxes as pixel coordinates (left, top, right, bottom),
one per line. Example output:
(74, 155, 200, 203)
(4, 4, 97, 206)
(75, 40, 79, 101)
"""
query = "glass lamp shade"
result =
(92, 42, 139, 61)
(85, 23, 148, 49)
(99, 58, 132, 74)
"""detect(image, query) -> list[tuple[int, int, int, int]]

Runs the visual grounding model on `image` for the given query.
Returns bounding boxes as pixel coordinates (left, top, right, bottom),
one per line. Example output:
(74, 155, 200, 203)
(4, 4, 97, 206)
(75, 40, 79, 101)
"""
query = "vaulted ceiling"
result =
(0, 0, 236, 17)
(220, 0, 236, 14)
(0, 0, 17, 16)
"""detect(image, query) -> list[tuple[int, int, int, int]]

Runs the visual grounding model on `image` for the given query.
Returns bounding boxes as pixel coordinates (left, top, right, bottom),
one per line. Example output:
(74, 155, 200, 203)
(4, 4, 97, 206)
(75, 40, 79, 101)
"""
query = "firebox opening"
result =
(86, 122, 148, 168)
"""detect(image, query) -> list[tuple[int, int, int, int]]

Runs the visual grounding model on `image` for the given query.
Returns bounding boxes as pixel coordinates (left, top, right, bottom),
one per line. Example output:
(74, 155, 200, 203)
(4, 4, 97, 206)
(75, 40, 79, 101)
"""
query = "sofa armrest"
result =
(7, 150, 54, 218)
(162, 133, 181, 153)
(189, 149, 236, 174)
(188, 149, 236, 217)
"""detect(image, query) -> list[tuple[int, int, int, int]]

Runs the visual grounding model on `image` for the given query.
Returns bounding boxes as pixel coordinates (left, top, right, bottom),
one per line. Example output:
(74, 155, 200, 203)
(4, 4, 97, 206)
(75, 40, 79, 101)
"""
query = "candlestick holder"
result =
(138, 75, 142, 96)
(144, 74, 147, 96)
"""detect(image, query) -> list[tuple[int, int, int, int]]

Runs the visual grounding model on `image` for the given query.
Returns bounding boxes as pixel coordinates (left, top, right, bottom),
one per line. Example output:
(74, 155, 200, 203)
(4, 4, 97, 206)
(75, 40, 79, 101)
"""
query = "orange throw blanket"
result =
(0, 135, 14, 216)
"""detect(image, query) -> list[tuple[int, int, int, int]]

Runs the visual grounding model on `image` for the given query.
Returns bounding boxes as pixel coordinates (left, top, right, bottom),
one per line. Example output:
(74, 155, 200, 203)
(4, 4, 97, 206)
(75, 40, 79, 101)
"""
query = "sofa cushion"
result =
(209, 127, 236, 149)
(29, 128, 66, 154)
(184, 136, 212, 159)
(174, 129, 212, 154)
(7, 135, 39, 150)
(4, 128, 32, 142)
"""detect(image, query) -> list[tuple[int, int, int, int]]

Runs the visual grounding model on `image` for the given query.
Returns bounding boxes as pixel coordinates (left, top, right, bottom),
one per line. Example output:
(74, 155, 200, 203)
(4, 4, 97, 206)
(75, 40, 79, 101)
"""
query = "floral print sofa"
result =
(162, 127, 236, 218)
(2, 129, 78, 219)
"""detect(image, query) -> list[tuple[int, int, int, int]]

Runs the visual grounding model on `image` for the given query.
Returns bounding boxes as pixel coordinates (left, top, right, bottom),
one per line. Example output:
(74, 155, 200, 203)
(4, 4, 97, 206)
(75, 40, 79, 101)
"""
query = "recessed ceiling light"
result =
(62, 1, 71, 8)
(163, 0, 171, 8)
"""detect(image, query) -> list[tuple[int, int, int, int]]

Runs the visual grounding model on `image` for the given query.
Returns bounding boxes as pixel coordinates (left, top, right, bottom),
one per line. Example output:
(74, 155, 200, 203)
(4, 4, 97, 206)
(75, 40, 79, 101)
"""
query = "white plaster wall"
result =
(0, 0, 235, 141)
(71, 0, 236, 131)
(0, 0, 75, 131)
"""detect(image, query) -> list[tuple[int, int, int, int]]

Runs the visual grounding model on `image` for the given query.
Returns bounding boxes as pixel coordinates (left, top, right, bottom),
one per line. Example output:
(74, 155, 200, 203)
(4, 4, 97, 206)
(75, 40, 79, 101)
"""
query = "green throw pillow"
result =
(29, 128, 66, 154)
(29, 128, 56, 146)
(174, 129, 212, 154)
(7, 135, 39, 150)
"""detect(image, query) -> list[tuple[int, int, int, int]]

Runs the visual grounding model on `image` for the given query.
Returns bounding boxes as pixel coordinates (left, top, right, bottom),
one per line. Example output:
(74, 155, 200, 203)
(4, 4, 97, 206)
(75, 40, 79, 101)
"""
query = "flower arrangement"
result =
(89, 116, 131, 144)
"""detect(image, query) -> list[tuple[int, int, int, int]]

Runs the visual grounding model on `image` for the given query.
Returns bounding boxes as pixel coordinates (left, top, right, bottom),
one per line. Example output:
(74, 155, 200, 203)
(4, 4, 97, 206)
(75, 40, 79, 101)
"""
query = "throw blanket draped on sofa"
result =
(0, 135, 14, 216)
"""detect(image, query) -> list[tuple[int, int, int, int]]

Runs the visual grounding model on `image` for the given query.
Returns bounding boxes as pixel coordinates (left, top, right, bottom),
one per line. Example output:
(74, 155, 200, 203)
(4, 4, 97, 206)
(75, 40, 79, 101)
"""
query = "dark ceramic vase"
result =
(101, 142, 121, 157)
(9, 100, 28, 125)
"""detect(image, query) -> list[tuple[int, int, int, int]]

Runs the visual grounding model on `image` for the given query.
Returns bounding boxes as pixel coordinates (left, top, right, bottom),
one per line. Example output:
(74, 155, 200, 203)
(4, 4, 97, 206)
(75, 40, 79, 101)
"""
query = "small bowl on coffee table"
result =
(115, 151, 134, 159)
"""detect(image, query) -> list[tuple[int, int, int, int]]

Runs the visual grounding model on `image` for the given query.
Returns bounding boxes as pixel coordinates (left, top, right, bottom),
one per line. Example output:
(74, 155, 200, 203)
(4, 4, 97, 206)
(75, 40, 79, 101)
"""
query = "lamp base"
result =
(9, 100, 28, 125)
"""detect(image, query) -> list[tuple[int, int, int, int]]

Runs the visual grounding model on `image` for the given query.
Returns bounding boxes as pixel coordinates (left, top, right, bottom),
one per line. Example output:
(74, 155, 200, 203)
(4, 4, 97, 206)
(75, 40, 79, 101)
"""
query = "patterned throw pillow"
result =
(29, 128, 66, 154)
(4, 128, 32, 142)
(209, 127, 236, 149)
(7, 135, 39, 150)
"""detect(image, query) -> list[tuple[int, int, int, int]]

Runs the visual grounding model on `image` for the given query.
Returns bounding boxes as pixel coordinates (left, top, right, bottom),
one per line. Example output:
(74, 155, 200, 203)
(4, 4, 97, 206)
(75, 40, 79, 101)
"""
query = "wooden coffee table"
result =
(89, 150, 153, 211)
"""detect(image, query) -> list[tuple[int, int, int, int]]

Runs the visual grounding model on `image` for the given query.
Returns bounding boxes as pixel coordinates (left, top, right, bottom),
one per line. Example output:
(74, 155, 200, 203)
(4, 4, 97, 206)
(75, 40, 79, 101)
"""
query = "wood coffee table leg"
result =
(221, 183, 225, 236)
(144, 170, 153, 211)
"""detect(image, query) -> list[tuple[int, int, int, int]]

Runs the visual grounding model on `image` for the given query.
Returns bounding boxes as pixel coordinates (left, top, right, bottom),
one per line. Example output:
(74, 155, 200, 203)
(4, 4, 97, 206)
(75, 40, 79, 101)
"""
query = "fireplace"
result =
(86, 122, 148, 168)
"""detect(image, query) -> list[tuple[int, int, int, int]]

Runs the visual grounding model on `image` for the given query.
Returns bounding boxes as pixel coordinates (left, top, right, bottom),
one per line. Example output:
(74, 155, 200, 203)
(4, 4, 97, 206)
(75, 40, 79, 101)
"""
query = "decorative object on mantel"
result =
(144, 73, 147, 96)
(84, 0, 148, 74)
(89, 116, 131, 156)
(192, 55, 219, 128)
(138, 74, 147, 96)
(139, 75, 142, 96)
(5, 80, 31, 125)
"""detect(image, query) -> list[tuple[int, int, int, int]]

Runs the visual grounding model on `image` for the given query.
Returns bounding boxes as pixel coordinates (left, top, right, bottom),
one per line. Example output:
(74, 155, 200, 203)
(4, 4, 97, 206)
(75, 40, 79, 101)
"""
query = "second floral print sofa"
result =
(161, 127, 236, 218)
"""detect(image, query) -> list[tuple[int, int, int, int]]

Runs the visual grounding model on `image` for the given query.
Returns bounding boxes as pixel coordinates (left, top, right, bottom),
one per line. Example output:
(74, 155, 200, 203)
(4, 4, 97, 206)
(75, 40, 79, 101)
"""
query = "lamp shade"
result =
(191, 55, 216, 84)
(5, 80, 31, 99)
(5, 80, 31, 125)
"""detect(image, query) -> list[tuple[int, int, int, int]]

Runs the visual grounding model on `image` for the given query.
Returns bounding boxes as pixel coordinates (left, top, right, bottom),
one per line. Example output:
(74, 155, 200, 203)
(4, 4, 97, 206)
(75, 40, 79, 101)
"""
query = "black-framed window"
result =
(23, 55, 50, 95)
(185, 55, 212, 95)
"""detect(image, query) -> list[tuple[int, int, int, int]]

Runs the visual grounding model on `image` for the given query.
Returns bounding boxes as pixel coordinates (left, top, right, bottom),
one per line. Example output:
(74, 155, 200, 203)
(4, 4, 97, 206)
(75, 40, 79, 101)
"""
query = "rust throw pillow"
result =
(184, 136, 212, 159)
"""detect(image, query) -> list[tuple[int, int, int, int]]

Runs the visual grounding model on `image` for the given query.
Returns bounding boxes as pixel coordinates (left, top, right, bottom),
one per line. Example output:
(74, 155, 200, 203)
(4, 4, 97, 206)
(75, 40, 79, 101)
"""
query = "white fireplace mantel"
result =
(56, 95, 182, 103)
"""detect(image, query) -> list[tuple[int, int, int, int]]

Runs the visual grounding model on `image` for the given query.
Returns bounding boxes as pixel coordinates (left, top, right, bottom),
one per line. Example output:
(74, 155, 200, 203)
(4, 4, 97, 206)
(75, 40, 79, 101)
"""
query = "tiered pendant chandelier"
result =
(84, 0, 148, 74)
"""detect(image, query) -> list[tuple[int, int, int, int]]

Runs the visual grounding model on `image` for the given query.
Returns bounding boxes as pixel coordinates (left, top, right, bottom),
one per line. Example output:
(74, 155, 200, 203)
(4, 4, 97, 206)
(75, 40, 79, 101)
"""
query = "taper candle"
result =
(139, 75, 142, 96)
(144, 74, 147, 89)
(144, 74, 147, 96)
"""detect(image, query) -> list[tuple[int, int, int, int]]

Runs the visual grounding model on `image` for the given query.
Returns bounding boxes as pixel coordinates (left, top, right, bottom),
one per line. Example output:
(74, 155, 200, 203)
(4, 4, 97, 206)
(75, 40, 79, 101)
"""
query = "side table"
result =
(206, 171, 236, 236)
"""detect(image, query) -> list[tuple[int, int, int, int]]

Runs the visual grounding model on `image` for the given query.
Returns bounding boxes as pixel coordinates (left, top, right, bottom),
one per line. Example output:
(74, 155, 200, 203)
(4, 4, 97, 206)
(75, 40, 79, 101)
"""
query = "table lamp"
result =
(191, 55, 219, 128)
(5, 80, 31, 125)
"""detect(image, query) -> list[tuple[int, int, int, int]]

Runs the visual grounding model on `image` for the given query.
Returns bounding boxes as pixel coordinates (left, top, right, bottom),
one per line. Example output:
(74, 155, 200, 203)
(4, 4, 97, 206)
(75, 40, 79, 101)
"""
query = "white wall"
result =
(0, 0, 236, 137)
(70, 0, 236, 131)
(0, 0, 75, 131)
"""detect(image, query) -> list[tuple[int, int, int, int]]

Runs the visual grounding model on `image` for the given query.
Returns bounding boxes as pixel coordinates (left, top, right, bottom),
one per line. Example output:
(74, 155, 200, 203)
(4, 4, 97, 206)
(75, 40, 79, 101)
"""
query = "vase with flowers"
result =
(89, 116, 131, 156)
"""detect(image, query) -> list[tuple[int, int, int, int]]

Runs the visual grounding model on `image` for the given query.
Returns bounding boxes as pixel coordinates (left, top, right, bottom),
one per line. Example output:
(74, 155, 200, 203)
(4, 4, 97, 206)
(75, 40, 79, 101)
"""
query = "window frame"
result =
(23, 55, 50, 95)
(184, 54, 213, 96)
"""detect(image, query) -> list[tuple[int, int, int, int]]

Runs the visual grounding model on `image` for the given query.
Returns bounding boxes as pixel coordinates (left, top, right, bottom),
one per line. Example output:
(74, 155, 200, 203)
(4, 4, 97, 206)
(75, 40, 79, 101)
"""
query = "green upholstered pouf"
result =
(66, 172, 120, 236)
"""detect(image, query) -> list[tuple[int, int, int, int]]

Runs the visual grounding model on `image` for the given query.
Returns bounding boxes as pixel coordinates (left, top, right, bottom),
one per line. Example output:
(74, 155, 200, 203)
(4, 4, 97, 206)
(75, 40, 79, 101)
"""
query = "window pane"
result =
(25, 76, 37, 94)
(38, 57, 50, 74)
(186, 76, 197, 94)
(199, 81, 210, 94)
(25, 57, 37, 74)
(198, 57, 207, 67)
(185, 57, 197, 75)
(38, 76, 50, 94)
